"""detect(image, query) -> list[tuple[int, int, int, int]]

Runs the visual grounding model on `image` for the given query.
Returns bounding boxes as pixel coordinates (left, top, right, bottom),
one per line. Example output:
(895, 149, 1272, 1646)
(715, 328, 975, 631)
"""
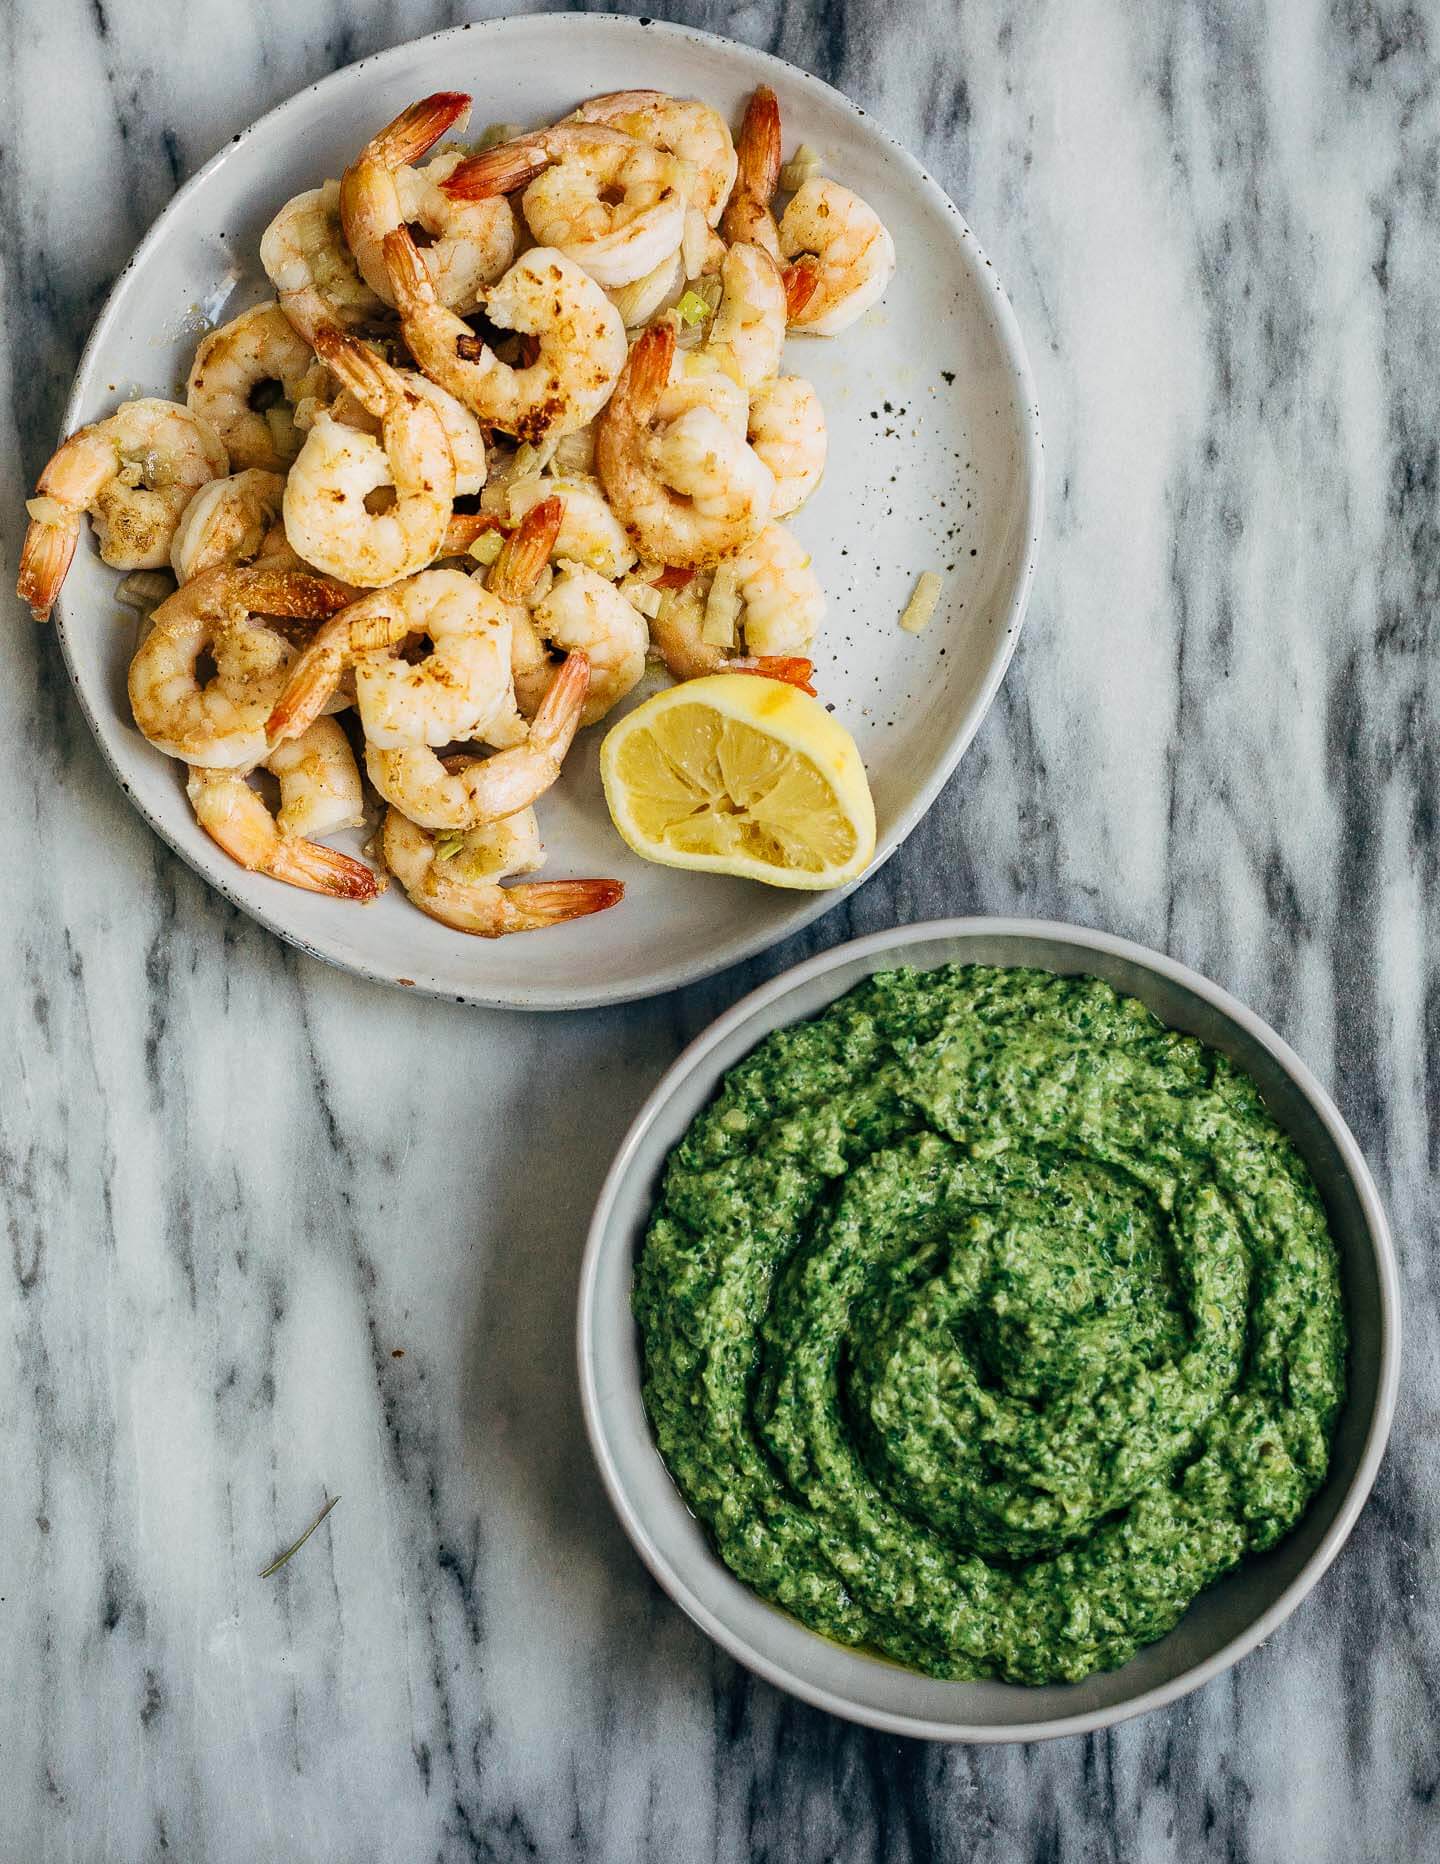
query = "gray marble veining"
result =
(1, 1, 1436, 1858)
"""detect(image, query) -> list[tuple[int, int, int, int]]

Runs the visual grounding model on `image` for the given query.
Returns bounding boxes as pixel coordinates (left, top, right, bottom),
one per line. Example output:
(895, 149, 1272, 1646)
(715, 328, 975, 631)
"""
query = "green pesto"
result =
(634, 965, 1348, 1685)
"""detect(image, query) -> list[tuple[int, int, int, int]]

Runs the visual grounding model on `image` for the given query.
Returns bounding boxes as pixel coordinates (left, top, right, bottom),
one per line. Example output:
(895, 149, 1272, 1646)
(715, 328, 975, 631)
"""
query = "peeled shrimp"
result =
(384, 228, 626, 443)
(303, 374, 489, 498)
(648, 569, 815, 689)
(706, 242, 787, 390)
(365, 650, 591, 830)
(780, 178, 896, 335)
(260, 181, 386, 347)
(185, 302, 322, 471)
(443, 124, 688, 288)
(266, 567, 517, 752)
(128, 564, 350, 767)
(283, 331, 454, 586)
(187, 718, 377, 901)
(726, 522, 825, 653)
(747, 376, 827, 515)
(567, 90, 737, 229)
(18, 399, 227, 621)
(595, 320, 773, 567)
(170, 469, 288, 581)
(263, 715, 368, 839)
(528, 562, 647, 726)
(722, 86, 782, 261)
(340, 92, 517, 312)
(381, 802, 619, 937)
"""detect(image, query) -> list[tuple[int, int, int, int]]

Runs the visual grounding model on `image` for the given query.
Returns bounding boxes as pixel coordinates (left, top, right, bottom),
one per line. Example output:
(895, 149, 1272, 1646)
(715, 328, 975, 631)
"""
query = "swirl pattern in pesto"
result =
(634, 966, 1348, 1684)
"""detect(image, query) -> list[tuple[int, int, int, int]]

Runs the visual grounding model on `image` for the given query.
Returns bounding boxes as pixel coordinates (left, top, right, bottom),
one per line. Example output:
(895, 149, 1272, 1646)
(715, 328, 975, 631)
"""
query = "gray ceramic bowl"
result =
(577, 919, 1400, 1742)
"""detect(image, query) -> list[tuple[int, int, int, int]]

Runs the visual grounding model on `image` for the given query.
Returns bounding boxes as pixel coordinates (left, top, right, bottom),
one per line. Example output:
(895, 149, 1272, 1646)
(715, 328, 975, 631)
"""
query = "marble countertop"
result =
(2, 1, 1435, 1857)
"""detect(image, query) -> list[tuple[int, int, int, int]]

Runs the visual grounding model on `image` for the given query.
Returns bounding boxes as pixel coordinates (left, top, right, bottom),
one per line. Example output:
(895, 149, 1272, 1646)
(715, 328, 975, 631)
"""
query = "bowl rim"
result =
(577, 915, 1401, 1742)
(47, 10, 1045, 1012)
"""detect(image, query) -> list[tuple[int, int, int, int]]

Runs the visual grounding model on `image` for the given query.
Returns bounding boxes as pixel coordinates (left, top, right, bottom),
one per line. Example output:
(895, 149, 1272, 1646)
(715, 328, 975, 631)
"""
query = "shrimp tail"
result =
(783, 259, 821, 323)
(724, 654, 816, 695)
(265, 618, 348, 745)
(381, 224, 438, 310)
(234, 564, 356, 624)
(733, 86, 781, 203)
(620, 321, 675, 423)
(489, 495, 564, 600)
(495, 878, 623, 930)
(267, 837, 384, 901)
(528, 649, 590, 758)
(16, 514, 80, 622)
(439, 511, 505, 557)
(366, 92, 471, 168)
(312, 327, 397, 415)
(440, 140, 549, 201)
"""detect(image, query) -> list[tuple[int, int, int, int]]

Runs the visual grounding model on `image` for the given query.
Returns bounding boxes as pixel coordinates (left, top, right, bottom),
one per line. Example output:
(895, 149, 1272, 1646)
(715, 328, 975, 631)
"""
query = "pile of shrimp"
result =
(18, 85, 894, 938)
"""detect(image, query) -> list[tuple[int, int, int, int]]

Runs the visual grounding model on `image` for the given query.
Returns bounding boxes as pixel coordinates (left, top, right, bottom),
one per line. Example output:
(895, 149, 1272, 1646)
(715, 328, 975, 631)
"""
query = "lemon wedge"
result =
(600, 675, 876, 889)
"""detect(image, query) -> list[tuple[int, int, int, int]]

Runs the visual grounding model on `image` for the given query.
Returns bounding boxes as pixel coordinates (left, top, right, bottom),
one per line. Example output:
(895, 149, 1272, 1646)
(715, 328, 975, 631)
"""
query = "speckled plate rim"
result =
(578, 916, 1401, 1742)
(47, 10, 1044, 1012)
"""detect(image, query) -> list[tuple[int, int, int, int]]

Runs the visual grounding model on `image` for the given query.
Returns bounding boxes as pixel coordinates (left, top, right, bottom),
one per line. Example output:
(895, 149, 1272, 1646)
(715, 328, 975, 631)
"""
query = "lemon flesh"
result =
(600, 675, 876, 889)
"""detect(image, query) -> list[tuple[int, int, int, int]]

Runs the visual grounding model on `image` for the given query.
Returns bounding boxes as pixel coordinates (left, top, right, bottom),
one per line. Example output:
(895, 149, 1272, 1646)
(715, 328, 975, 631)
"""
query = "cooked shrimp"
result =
(340, 93, 518, 311)
(365, 649, 591, 829)
(304, 374, 489, 497)
(266, 567, 517, 752)
(726, 522, 825, 653)
(780, 177, 896, 334)
(706, 242, 786, 389)
(384, 228, 626, 442)
(170, 469, 288, 581)
(18, 399, 228, 621)
(648, 569, 815, 689)
(595, 320, 773, 567)
(260, 181, 387, 347)
(128, 564, 350, 766)
(283, 331, 454, 585)
(187, 723, 377, 902)
(381, 802, 619, 936)
(443, 124, 687, 288)
(747, 375, 827, 515)
(185, 302, 323, 472)
(567, 91, 737, 228)
(722, 86, 782, 261)
(503, 474, 636, 580)
(527, 563, 648, 725)
(263, 714, 368, 838)
(655, 352, 750, 435)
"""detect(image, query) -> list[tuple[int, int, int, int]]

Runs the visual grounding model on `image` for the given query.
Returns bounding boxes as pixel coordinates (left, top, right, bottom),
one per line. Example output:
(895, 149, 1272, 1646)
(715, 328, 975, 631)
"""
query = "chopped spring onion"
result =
(899, 569, 944, 635)
(433, 833, 467, 863)
(702, 562, 742, 647)
(509, 437, 559, 483)
(551, 427, 596, 475)
(476, 122, 523, 150)
(468, 531, 504, 567)
(779, 144, 823, 193)
(116, 570, 177, 612)
(674, 289, 714, 328)
(618, 576, 663, 620)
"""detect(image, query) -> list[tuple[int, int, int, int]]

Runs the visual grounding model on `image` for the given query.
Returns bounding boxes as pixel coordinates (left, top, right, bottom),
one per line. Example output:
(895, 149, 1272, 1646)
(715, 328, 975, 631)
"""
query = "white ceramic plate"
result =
(579, 920, 1399, 1741)
(53, 14, 1042, 1009)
